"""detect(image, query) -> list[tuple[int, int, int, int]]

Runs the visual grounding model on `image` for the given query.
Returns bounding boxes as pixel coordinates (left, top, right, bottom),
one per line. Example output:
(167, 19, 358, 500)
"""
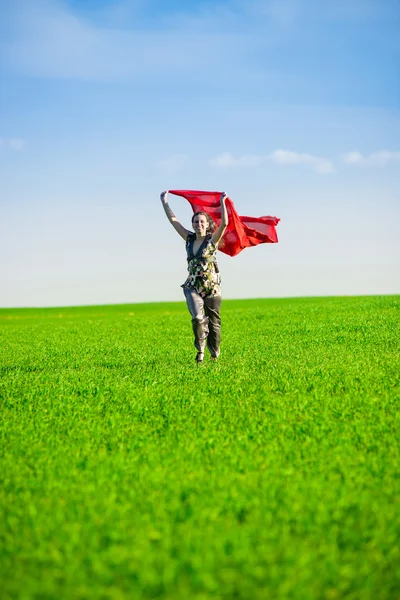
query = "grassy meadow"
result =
(0, 295, 399, 599)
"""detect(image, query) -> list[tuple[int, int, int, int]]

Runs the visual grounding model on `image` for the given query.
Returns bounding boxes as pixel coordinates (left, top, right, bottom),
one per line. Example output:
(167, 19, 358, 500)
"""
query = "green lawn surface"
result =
(1, 296, 399, 599)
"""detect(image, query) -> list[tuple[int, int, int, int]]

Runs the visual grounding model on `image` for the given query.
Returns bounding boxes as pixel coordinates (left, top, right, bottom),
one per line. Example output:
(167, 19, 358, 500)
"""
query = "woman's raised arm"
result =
(212, 193, 228, 246)
(160, 191, 190, 241)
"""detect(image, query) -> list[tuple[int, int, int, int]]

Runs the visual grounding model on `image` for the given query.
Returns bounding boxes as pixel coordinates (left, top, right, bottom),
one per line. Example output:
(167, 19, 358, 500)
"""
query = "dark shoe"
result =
(195, 351, 204, 363)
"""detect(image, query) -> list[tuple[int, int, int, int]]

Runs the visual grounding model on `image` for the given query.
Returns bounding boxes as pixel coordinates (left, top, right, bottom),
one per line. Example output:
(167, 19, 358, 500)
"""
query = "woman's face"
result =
(193, 214, 208, 235)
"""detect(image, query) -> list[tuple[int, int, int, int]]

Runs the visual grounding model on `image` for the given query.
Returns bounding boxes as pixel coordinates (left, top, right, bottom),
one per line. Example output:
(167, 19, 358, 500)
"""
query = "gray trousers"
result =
(183, 288, 222, 357)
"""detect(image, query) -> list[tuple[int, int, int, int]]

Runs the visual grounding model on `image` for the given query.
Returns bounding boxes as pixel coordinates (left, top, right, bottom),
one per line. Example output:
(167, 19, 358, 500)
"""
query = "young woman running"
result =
(160, 191, 228, 363)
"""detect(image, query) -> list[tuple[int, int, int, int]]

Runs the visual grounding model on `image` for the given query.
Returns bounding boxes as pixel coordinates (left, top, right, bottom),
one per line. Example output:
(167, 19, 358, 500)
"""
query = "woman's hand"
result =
(160, 190, 168, 203)
(212, 192, 229, 245)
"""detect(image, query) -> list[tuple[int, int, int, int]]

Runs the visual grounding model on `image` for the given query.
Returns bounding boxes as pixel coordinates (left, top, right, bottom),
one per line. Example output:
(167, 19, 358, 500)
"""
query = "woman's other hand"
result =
(160, 191, 168, 203)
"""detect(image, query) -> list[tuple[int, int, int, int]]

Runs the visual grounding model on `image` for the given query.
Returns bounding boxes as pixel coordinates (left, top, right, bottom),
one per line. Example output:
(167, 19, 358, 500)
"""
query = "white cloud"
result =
(156, 154, 188, 173)
(0, 0, 252, 82)
(0, 137, 25, 151)
(342, 151, 400, 167)
(1, 0, 395, 104)
(8, 139, 25, 151)
(210, 152, 265, 168)
(248, 0, 299, 27)
(210, 149, 335, 174)
(270, 149, 335, 173)
(5, 0, 375, 84)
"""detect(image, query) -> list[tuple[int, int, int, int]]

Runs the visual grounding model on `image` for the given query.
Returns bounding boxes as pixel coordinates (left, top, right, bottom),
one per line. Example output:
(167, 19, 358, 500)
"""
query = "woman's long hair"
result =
(192, 211, 216, 234)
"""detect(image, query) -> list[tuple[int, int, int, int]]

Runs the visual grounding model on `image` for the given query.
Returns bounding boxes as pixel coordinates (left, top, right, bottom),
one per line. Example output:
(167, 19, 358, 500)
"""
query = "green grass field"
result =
(1, 296, 399, 599)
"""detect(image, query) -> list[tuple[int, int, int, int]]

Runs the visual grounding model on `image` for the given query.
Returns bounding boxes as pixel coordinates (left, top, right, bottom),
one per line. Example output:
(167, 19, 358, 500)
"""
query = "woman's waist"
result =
(187, 268, 220, 279)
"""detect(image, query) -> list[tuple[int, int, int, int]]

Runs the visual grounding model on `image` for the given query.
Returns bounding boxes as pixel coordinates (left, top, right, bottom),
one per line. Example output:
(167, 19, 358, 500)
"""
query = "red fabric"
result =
(168, 190, 280, 257)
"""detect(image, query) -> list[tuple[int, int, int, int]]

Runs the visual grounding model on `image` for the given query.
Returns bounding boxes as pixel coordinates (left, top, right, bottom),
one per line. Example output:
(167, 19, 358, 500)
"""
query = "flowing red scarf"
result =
(168, 190, 280, 257)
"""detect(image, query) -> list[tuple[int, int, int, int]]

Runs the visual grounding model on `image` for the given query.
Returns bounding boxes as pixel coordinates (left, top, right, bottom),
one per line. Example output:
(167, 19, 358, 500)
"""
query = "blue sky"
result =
(1, 0, 399, 307)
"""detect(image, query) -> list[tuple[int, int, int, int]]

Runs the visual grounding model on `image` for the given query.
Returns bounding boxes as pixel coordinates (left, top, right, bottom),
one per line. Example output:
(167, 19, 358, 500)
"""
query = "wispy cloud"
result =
(211, 153, 265, 168)
(156, 154, 188, 173)
(211, 149, 335, 174)
(248, 0, 299, 28)
(270, 149, 335, 173)
(2, 0, 388, 81)
(0, 0, 253, 82)
(342, 151, 400, 167)
(0, 0, 396, 119)
(0, 137, 25, 151)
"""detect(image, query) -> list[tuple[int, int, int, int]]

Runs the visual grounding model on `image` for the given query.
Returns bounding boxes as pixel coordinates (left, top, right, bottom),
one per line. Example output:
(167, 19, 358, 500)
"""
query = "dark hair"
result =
(192, 211, 216, 234)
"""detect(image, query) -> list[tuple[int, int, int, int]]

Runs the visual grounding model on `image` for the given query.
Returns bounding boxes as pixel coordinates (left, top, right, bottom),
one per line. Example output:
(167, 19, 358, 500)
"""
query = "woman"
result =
(161, 190, 228, 363)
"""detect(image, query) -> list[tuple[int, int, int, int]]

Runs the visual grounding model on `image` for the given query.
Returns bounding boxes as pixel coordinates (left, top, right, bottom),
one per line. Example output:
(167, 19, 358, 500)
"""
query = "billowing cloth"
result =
(168, 190, 280, 257)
